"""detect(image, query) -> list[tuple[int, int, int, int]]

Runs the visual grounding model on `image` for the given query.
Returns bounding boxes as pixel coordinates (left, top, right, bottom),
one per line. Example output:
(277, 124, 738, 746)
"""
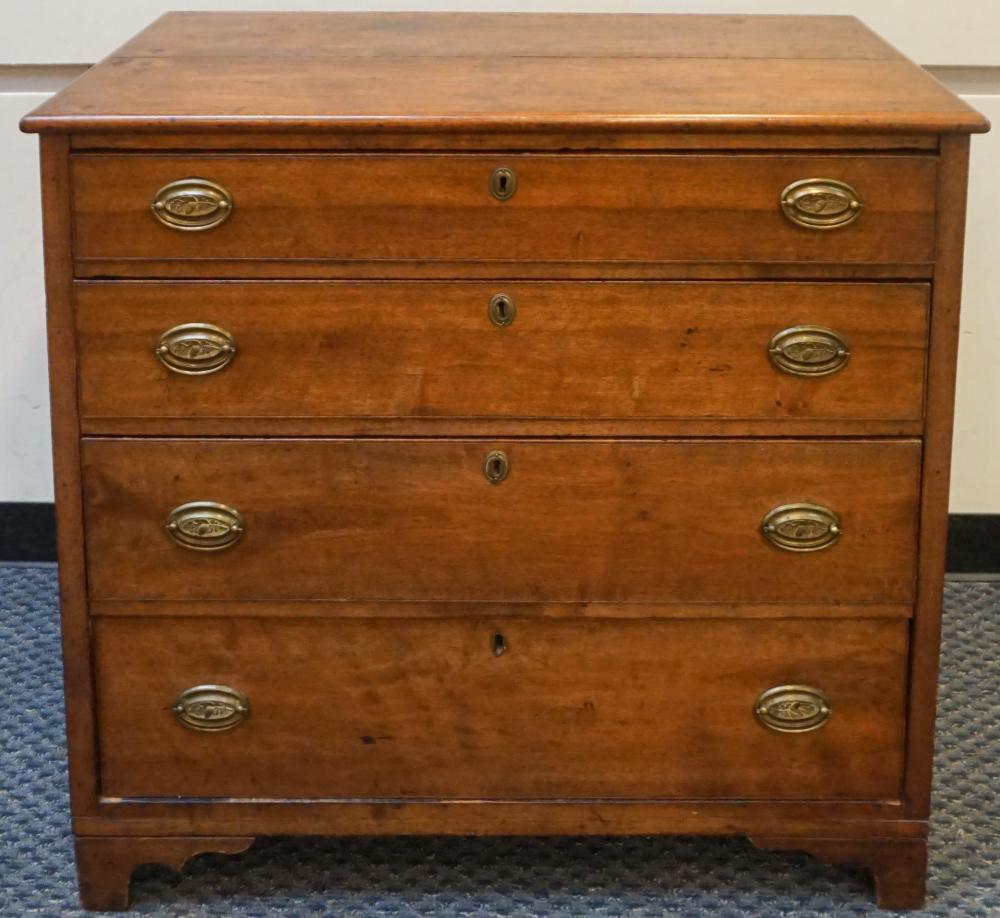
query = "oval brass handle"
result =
(151, 178, 234, 231)
(156, 323, 237, 375)
(165, 501, 244, 551)
(761, 503, 840, 552)
(489, 166, 518, 201)
(755, 685, 832, 733)
(768, 325, 850, 377)
(173, 684, 250, 732)
(483, 450, 509, 484)
(780, 178, 863, 229)
(488, 293, 516, 327)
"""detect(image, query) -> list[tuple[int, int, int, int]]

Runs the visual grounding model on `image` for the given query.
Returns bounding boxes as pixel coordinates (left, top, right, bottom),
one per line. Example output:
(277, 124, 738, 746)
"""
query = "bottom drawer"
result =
(94, 616, 907, 801)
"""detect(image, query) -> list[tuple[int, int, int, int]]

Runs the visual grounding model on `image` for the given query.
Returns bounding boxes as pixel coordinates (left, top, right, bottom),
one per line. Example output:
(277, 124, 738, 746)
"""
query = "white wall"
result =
(1, 3, 998, 509)
(3, 1, 999, 67)
(953, 94, 1000, 512)
(0, 94, 51, 502)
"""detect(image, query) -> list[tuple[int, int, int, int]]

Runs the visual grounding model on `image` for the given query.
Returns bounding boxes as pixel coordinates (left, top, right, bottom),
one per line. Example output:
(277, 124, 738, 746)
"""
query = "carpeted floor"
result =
(1, 565, 997, 916)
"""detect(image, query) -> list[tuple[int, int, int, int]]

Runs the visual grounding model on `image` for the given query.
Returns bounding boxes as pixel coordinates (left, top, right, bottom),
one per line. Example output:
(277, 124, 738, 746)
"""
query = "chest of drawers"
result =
(22, 12, 989, 910)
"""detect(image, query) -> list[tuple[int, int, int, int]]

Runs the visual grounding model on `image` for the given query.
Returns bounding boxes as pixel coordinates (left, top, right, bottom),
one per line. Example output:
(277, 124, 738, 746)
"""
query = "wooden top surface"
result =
(21, 12, 988, 135)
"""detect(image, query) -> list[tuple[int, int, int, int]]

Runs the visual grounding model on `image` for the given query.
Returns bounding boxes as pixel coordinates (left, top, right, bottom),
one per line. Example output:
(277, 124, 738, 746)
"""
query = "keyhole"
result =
(483, 450, 509, 484)
(488, 293, 516, 327)
(490, 166, 517, 201)
(492, 632, 507, 656)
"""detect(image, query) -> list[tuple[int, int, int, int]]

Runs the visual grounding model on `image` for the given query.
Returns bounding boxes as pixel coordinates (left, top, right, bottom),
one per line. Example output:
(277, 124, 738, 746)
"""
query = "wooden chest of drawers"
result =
(22, 12, 989, 911)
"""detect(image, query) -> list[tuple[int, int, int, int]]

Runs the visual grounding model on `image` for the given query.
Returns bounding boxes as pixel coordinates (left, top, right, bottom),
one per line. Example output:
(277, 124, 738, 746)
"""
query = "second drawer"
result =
(82, 438, 920, 604)
(76, 281, 929, 430)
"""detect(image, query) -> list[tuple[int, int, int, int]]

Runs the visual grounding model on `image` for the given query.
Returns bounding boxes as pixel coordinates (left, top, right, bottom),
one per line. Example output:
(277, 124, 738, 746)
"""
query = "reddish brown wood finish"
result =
(80, 438, 921, 604)
(903, 134, 972, 819)
(37, 135, 100, 818)
(74, 836, 253, 910)
(22, 11, 988, 912)
(20, 14, 987, 135)
(93, 616, 908, 800)
(69, 130, 941, 152)
(70, 153, 936, 269)
(113, 13, 906, 62)
(75, 802, 920, 840)
(75, 281, 929, 429)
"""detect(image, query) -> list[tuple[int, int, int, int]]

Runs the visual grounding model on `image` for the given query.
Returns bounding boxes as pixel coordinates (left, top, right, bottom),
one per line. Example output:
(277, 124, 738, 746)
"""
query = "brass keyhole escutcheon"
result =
(483, 450, 509, 485)
(492, 632, 508, 656)
(490, 166, 518, 201)
(488, 293, 516, 327)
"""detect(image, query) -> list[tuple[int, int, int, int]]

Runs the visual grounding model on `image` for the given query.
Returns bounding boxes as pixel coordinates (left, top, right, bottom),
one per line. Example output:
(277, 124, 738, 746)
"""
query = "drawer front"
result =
(77, 281, 928, 427)
(71, 154, 936, 266)
(94, 616, 907, 800)
(82, 438, 920, 603)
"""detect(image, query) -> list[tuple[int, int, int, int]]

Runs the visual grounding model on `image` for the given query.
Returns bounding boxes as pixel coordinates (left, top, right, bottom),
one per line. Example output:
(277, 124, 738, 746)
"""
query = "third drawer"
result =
(82, 437, 920, 604)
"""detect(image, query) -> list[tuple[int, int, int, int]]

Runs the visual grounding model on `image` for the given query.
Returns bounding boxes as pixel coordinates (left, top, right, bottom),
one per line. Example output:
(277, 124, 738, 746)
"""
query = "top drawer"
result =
(70, 154, 937, 272)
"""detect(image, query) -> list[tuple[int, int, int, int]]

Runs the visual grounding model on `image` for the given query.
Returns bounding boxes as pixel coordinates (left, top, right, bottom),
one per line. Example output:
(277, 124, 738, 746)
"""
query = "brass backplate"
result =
(780, 178, 863, 229)
(755, 685, 832, 733)
(151, 177, 234, 231)
(173, 684, 250, 732)
(768, 325, 850, 377)
(156, 323, 237, 375)
(165, 501, 244, 551)
(761, 503, 840, 552)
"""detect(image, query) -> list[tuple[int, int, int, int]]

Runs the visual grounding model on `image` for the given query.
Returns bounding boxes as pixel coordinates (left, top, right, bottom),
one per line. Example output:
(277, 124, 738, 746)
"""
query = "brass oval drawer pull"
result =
(755, 685, 832, 733)
(780, 178, 862, 229)
(483, 450, 509, 484)
(151, 178, 234, 231)
(166, 501, 244, 551)
(488, 293, 516, 327)
(768, 325, 850, 377)
(173, 684, 250, 732)
(761, 503, 840, 552)
(489, 166, 518, 201)
(156, 323, 237, 375)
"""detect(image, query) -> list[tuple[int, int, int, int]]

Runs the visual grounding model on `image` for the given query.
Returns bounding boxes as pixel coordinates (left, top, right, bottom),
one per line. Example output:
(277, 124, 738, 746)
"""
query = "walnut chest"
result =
(21, 12, 989, 910)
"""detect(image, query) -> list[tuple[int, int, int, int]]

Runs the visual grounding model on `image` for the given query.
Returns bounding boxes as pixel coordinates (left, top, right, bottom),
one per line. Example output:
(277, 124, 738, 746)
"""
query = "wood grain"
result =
(75, 803, 919, 840)
(75, 281, 929, 428)
(81, 438, 921, 604)
(20, 14, 986, 135)
(114, 13, 905, 62)
(73, 259, 937, 283)
(37, 136, 101, 819)
(21, 11, 990, 909)
(69, 153, 937, 267)
(68, 131, 941, 152)
(74, 836, 253, 910)
(903, 134, 972, 818)
(94, 616, 908, 801)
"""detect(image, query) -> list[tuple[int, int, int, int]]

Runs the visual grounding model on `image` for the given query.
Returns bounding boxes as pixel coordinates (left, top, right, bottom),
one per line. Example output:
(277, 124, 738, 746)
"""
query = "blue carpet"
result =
(1, 566, 998, 916)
